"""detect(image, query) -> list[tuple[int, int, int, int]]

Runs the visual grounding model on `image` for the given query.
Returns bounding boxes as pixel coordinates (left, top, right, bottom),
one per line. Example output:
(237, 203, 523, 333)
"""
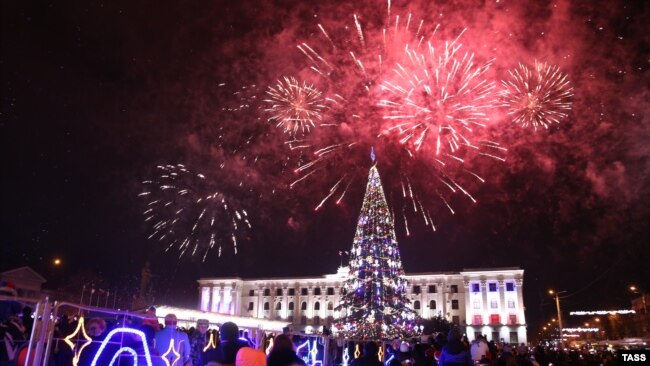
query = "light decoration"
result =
(63, 316, 92, 366)
(385, 354, 395, 366)
(108, 347, 138, 366)
(152, 305, 290, 331)
(570, 310, 636, 316)
(334, 162, 418, 340)
(342, 346, 350, 366)
(161, 339, 181, 366)
(296, 340, 311, 364)
(377, 344, 384, 361)
(310, 339, 320, 366)
(265, 337, 274, 355)
(355, 344, 361, 359)
(90, 328, 153, 366)
(203, 333, 217, 352)
(562, 328, 600, 333)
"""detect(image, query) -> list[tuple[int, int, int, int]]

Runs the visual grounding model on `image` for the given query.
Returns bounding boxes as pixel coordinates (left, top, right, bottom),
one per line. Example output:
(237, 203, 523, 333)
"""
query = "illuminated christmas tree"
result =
(334, 150, 418, 340)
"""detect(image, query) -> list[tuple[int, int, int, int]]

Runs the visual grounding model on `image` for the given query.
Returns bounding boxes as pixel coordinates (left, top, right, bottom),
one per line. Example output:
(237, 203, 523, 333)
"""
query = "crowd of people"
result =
(0, 291, 625, 366)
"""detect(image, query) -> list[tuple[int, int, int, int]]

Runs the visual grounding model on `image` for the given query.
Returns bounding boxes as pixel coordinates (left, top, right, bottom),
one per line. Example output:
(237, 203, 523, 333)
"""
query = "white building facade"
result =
(197, 267, 527, 344)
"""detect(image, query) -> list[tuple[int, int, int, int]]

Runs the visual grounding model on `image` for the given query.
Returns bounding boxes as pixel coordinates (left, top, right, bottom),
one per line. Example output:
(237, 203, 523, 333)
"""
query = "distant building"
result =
(0, 266, 47, 300)
(197, 266, 527, 343)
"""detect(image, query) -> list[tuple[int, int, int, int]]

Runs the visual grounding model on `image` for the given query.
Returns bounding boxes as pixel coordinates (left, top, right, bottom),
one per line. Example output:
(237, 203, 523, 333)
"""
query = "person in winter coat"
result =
(437, 329, 472, 366)
(204, 322, 249, 366)
(266, 334, 305, 366)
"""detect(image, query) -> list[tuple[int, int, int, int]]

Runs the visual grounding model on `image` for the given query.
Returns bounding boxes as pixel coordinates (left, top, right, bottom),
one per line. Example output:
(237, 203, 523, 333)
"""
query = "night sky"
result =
(2, 0, 649, 334)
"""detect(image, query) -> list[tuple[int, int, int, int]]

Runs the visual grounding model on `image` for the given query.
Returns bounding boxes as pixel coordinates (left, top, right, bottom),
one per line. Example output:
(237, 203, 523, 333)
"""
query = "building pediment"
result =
(1, 266, 47, 284)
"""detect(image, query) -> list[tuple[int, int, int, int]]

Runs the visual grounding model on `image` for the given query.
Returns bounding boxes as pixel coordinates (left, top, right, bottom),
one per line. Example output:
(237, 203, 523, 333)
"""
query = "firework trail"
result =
(500, 61, 574, 130)
(264, 76, 327, 136)
(284, 4, 506, 234)
(139, 164, 251, 261)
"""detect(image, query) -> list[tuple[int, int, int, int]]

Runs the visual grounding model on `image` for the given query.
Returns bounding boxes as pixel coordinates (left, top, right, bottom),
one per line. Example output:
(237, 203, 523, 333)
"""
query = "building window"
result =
(248, 302, 254, 311)
(264, 289, 270, 296)
(288, 288, 295, 296)
(490, 314, 500, 324)
(249, 290, 255, 296)
(473, 315, 482, 325)
(509, 314, 517, 325)
(473, 300, 480, 309)
(327, 316, 334, 325)
(301, 302, 307, 311)
(472, 283, 480, 293)
(451, 300, 459, 310)
(288, 315, 294, 322)
(276, 302, 282, 310)
(490, 300, 498, 309)
(264, 302, 270, 311)
(507, 300, 515, 308)
(327, 287, 334, 295)
(314, 302, 320, 310)
(428, 285, 437, 293)
(314, 316, 321, 325)
(429, 300, 436, 309)
(288, 302, 294, 310)
(413, 285, 421, 294)
(488, 283, 497, 292)
(506, 282, 515, 291)
(452, 316, 460, 325)
(414, 301, 420, 310)
(450, 285, 458, 293)
(301, 316, 307, 325)
(314, 288, 322, 296)
(509, 332, 518, 344)
(276, 289, 283, 296)
(327, 302, 333, 310)
(301, 288, 308, 296)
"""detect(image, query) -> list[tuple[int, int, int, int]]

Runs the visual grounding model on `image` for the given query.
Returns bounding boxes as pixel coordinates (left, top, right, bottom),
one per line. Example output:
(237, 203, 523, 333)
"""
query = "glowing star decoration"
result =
(377, 344, 384, 361)
(265, 337, 274, 355)
(355, 344, 361, 359)
(161, 339, 181, 366)
(90, 328, 153, 366)
(500, 61, 573, 130)
(203, 333, 217, 352)
(342, 346, 350, 366)
(63, 317, 92, 366)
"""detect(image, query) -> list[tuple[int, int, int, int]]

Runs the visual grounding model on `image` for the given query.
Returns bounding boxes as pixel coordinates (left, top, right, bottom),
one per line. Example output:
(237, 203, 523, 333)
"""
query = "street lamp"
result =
(549, 289, 567, 347)
(629, 286, 647, 314)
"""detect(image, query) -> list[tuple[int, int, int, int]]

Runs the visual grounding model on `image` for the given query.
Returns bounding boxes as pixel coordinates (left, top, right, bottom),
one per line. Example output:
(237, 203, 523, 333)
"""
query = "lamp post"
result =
(629, 286, 647, 314)
(549, 290, 567, 347)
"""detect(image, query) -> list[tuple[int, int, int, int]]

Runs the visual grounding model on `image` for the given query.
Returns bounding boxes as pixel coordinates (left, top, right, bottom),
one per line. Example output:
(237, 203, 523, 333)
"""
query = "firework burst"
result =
(500, 61, 573, 130)
(284, 6, 506, 234)
(139, 164, 251, 261)
(264, 77, 326, 136)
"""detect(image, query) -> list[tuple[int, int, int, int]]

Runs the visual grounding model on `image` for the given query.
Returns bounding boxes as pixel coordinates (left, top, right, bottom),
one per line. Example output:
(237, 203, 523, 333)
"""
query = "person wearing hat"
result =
(143, 306, 161, 331)
(154, 314, 191, 366)
(190, 319, 210, 366)
(204, 322, 249, 366)
(437, 329, 472, 366)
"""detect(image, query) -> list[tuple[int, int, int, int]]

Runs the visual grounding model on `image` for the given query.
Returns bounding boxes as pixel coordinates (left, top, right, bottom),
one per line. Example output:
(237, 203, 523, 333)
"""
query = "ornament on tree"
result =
(334, 151, 419, 340)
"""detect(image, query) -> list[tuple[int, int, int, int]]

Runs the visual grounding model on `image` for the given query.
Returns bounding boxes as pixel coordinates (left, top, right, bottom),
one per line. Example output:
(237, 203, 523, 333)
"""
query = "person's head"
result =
(164, 313, 177, 327)
(272, 334, 294, 352)
(235, 347, 266, 366)
(86, 318, 107, 337)
(197, 319, 209, 334)
(447, 328, 461, 342)
(364, 342, 379, 357)
(219, 321, 239, 342)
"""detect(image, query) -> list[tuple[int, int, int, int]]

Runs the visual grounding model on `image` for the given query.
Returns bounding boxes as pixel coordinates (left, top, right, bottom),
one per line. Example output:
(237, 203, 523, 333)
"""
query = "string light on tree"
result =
(334, 149, 419, 340)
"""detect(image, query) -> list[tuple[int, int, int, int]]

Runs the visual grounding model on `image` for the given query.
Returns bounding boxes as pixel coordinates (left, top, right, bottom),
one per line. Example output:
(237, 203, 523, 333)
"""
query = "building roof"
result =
(0, 266, 47, 283)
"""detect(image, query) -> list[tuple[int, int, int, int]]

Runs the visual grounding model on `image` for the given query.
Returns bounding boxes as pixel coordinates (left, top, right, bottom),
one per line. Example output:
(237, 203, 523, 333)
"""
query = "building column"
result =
(463, 280, 471, 327)
(233, 285, 241, 316)
(211, 287, 221, 313)
(516, 279, 525, 325)
(481, 280, 488, 324)
(498, 280, 507, 325)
